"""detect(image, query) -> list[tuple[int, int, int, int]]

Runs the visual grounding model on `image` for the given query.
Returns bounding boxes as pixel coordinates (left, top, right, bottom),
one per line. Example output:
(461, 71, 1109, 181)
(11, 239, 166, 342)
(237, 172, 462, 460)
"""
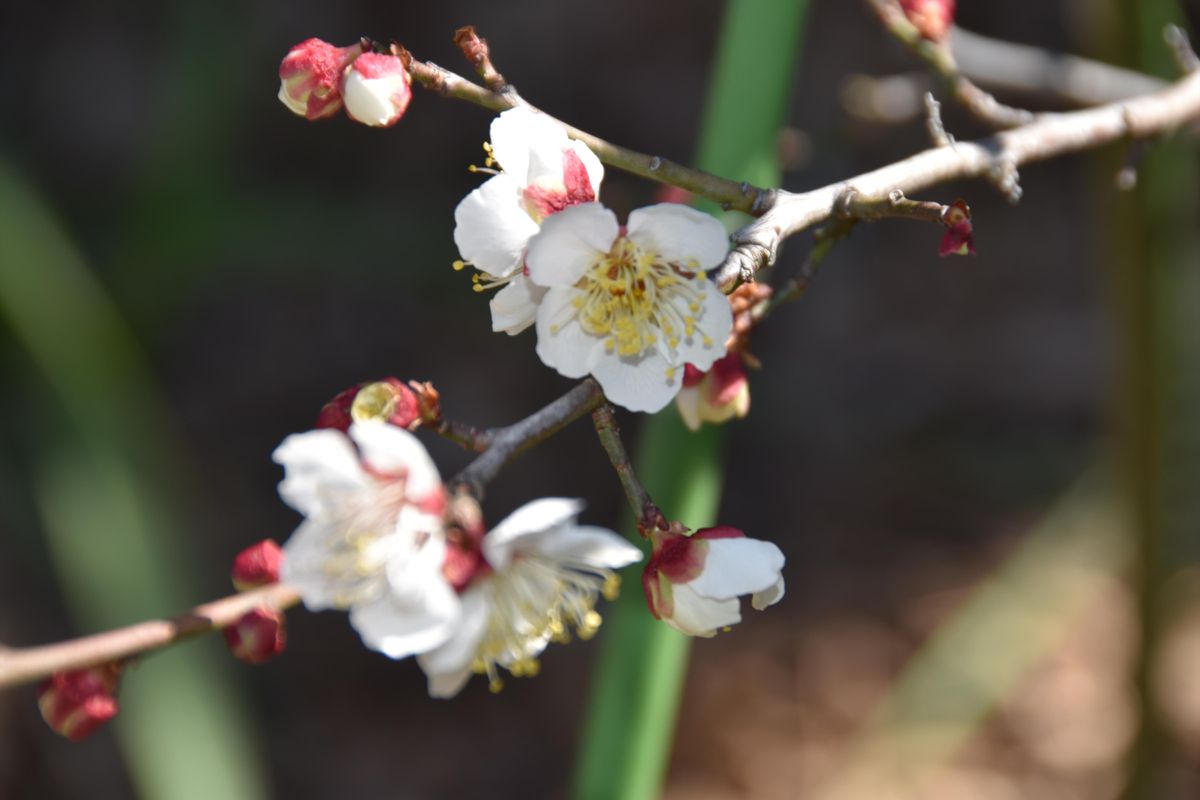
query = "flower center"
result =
(468, 557, 622, 692)
(564, 236, 713, 360)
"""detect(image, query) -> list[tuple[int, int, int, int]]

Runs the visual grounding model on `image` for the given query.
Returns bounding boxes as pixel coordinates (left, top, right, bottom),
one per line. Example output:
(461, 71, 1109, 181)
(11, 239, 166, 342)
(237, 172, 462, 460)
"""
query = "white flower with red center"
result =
(676, 351, 751, 430)
(642, 525, 784, 637)
(342, 52, 412, 127)
(453, 107, 604, 335)
(525, 202, 734, 413)
(417, 498, 642, 697)
(275, 422, 459, 659)
(278, 38, 363, 121)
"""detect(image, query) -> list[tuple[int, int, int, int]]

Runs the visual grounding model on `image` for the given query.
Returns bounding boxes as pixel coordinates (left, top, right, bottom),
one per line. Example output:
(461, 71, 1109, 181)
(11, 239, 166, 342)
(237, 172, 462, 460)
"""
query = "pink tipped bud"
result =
(231, 539, 283, 591)
(899, 0, 956, 42)
(278, 38, 364, 121)
(676, 352, 751, 431)
(224, 608, 287, 665)
(939, 199, 975, 256)
(37, 664, 121, 742)
(342, 53, 412, 127)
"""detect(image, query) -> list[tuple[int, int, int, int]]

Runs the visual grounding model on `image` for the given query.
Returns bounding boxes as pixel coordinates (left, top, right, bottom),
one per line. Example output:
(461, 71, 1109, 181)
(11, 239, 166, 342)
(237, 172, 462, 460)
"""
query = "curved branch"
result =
(714, 68, 1200, 289)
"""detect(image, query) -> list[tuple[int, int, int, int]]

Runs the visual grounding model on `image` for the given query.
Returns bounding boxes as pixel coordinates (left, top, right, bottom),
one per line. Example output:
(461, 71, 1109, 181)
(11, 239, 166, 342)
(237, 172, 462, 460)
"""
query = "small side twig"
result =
(865, 0, 1034, 128)
(453, 26, 509, 94)
(1165, 24, 1200, 75)
(451, 379, 605, 497)
(591, 404, 662, 534)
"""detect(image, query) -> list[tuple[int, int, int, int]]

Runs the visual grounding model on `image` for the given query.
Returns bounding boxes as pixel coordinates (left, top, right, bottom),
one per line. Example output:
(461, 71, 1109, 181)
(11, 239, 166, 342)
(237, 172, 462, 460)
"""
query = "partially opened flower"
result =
(642, 525, 784, 637)
(342, 52, 412, 127)
(526, 202, 734, 413)
(278, 38, 363, 121)
(453, 107, 604, 334)
(274, 422, 458, 659)
(417, 498, 641, 697)
(676, 352, 751, 431)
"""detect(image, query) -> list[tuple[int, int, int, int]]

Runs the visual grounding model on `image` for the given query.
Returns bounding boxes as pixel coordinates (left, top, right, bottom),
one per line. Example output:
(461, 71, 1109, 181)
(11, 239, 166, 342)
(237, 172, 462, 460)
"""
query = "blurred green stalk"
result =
(570, 1, 808, 797)
(1102, 3, 1200, 797)
(0, 160, 266, 800)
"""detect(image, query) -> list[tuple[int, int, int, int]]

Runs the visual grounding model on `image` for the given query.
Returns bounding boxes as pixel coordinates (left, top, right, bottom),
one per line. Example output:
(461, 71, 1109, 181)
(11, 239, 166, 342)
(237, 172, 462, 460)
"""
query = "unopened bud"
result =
(899, 0, 956, 42)
(278, 38, 363, 121)
(939, 199, 975, 256)
(676, 353, 751, 431)
(37, 664, 121, 741)
(342, 53, 412, 127)
(231, 539, 283, 591)
(223, 608, 287, 665)
(316, 378, 426, 432)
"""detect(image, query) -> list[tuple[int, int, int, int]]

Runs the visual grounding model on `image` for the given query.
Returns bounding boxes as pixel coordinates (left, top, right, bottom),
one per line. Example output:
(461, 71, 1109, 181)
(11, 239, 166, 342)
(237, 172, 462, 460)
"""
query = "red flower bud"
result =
(37, 664, 121, 741)
(316, 378, 425, 432)
(899, 0, 956, 42)
(231, 539, 283, 591)
(939, 199, 975, 257)
(223, 608, 287, 665)
(278, 38, 363, 121)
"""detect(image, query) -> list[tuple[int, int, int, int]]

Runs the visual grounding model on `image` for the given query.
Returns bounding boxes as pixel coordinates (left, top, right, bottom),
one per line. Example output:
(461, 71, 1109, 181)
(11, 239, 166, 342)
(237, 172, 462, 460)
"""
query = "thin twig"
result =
(864, 0, 1034, 128)
(0, 583, 301, 691)
(451, 379, 605, 497)
(756, 217, 856, 316)
(400, 52, 773, 215)
(591, 404, 660, 533)
(714, 67, 1200, 289)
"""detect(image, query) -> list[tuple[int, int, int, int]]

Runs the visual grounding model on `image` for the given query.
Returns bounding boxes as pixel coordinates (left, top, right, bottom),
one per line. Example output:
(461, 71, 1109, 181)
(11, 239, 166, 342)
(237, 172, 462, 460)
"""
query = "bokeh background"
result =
(2, 0, 1199, 798)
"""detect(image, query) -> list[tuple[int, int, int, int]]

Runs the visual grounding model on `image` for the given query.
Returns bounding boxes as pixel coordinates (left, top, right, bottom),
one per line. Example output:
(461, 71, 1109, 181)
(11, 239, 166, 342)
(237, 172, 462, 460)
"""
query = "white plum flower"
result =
(642, 525, 784, 637)
(417, 498, 642, 698)
(274, 422, 459, 659)
(525, 202, 734, 413)
(453, 107, 604, 335)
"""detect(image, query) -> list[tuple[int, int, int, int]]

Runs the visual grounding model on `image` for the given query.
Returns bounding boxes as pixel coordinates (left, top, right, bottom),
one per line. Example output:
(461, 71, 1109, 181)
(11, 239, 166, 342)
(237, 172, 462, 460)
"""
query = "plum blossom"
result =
(525, 202, 734, 413)
(274, 422, 459, 660)
(417, 498, 641, 697)
(453, 107, 604, 335)
(642, 525, 784, 637)
(38, 664, 122, 741)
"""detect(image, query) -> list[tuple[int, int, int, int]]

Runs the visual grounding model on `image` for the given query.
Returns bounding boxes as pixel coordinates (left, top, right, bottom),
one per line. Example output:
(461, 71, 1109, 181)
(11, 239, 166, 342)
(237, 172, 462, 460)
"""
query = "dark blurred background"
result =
(1, 1, 1199, 798)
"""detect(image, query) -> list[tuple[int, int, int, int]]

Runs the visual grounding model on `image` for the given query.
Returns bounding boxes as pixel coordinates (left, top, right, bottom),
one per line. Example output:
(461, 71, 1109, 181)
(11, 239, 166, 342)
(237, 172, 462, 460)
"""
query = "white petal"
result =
(675, 386, 703, 431)
(525, 203, 617, 287)
(666, 584, 741, 637)
(490, 276, 546, 335)
(483, 498, 584, 569)
(453, 173, 540, 278)
(489, 107, 569, 186)
(418, 585, 490, 697)
(348, 574, 459, 660)
(752, 576, 786, 610)
(687, 537, 785, 600)
(521, 524, 643, 570)
(627, 204, 730, 270)
(280, 518, 377, 611)
(568, 139, 605, 197)
(348, 422, 441, 500)
(535, 287, 605, 379)
(663, 283, 733, 370)
(273, 429, 370, 518)
(590, 349, 680, 413)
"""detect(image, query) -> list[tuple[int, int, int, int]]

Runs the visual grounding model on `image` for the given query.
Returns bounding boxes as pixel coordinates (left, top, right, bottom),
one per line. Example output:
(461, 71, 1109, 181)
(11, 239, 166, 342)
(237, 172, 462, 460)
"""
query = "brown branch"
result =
(400, 49, 772, 215)
(0, 583, 300, 691)
(450, 379, 605, 497)
(591, 404, 660, 533)
(714, 67, 1200, 290)
(864, 0, 1034, 128)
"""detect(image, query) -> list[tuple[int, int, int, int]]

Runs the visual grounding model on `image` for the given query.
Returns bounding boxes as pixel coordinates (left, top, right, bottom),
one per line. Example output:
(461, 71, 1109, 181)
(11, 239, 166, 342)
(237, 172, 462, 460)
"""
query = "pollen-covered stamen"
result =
(317, 478, 412, 606)
(552, 236, 715, 360)
(467, 556, 623, 691)
(470, 271, 520, 293)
